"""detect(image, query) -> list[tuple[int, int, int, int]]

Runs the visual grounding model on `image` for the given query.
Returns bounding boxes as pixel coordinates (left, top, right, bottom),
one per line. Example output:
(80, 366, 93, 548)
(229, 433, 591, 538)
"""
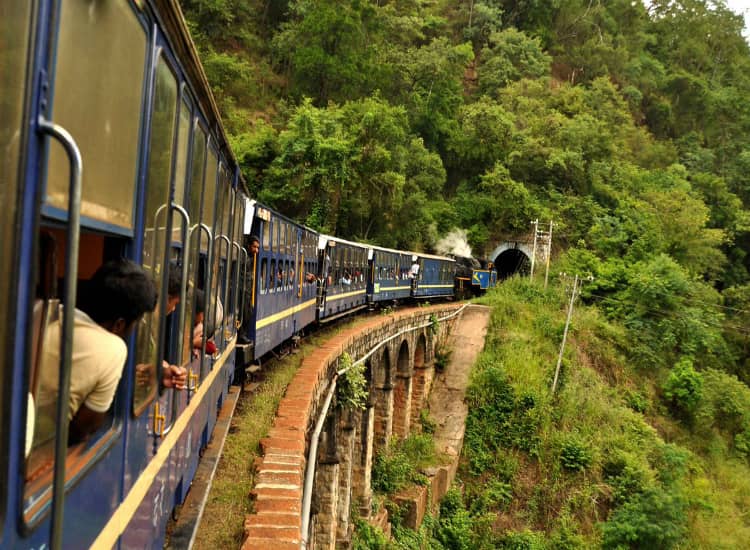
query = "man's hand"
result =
(162, 361, 188, 390)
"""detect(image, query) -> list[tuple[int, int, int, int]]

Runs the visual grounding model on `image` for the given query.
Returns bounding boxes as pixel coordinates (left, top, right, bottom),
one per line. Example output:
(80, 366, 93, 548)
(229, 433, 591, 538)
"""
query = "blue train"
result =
(1, 1, 495, 548)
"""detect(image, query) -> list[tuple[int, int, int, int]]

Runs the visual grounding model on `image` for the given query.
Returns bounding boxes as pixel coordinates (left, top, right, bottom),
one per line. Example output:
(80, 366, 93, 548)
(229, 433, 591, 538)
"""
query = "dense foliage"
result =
(180, 0, 750, 546)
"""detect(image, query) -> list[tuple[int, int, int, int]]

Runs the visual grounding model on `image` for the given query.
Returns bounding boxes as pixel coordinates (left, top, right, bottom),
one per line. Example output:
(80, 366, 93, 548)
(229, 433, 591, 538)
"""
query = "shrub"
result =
(371, 435, 437, 494)
(600, 486, 688, 549)
(560, 437, 593, 472)
(352, 518, 389, 550)
(469, 479, 513, 514)
(336, 352, 368, 410)
(435, 490, 475, 550)
(662, 358, 703, 416)
(419, 409, 436, 434)
(625, 389, 648, 413)
(372, 446, 413, 494)
(435, 346, 451, 371)
(496, 529, 547, 549)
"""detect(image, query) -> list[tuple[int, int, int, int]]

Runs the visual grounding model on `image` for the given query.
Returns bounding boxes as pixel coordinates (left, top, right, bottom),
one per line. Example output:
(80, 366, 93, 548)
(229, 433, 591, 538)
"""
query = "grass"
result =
(456, 275, 750, 548)
(192, 324, 349, 549)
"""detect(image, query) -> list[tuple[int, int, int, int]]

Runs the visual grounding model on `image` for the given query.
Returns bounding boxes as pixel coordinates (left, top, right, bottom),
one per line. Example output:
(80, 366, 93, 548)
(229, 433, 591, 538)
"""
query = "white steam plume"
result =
(435, 229, 472, 257)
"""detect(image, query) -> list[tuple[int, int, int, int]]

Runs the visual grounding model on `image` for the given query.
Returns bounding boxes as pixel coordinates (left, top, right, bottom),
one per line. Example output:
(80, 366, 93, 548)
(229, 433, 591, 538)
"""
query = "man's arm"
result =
(69, 404, 107, 445)
(162, 361, 187, 390)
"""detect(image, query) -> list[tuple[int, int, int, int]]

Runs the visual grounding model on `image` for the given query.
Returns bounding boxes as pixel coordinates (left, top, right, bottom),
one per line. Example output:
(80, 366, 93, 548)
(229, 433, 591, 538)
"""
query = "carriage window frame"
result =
(260, 258, 268, 294)
(172, 93, 195, 367)
(262, 220, 271, 252)
(44, 0, 147, 232)
(132, 51, 179, 417)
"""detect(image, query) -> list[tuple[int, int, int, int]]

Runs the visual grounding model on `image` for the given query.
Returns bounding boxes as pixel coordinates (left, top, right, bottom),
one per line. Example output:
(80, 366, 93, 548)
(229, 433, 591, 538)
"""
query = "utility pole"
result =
(551, 273, 592, 395)
(529, 219, 538, 279)
(544, 220, 553, 290)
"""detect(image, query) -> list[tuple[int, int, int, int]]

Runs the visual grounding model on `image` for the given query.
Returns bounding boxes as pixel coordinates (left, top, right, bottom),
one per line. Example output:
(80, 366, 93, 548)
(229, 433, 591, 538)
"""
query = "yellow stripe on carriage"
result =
(325, 288, 366, 301)
(255, 298, 317, 329)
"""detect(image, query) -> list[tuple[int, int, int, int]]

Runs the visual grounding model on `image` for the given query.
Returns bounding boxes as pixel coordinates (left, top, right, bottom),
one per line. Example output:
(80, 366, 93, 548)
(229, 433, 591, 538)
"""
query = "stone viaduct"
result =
(242, 303, 465, 549)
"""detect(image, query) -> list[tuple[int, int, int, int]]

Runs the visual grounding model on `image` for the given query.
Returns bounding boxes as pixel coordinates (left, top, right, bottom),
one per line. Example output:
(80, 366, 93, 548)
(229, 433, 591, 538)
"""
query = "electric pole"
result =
(529, 219, 538, 279)
(551, 273, 592, 395)
(544, 220, 553, 289)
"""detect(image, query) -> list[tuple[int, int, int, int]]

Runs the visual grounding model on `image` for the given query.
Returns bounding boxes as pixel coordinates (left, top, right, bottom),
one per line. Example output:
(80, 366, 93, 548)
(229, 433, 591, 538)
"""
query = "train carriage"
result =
(411, 254, 457, 299)
(242, 202, 319, 360)
(317, 235, 370, 321)
(367, 245, 414, 304)
(2, 0, 249, 547)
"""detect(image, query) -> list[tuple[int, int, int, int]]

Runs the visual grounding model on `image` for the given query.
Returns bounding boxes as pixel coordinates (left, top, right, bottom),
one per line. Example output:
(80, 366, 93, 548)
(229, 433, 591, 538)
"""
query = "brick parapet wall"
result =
(242, 304, 462, 550)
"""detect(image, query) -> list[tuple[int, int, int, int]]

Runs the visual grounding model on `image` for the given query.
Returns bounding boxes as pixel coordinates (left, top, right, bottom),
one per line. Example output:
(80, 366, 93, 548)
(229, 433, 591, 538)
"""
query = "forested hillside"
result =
(180, 1, 750, 547)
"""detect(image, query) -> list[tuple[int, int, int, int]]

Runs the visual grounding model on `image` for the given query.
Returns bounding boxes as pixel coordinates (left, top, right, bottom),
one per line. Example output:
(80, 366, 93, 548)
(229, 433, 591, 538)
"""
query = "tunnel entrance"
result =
(494, 249, 530, 280)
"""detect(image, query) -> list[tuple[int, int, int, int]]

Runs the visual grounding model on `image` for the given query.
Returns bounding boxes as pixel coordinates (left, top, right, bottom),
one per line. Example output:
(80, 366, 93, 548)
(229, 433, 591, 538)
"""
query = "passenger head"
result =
(166, 263, 182, 315)
(247, 235, 260, 255)
(79, 259, 158, 337)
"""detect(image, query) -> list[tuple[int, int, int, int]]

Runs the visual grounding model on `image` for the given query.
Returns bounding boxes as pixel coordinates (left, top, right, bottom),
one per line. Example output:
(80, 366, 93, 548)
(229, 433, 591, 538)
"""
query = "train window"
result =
(212, 174, 228, 333)
(171, 100, 191, 250)
(201, 150, 218, 335)
(46, 0, 146, 230)
(132, 54, 178, 415)
(173, 99, 194, 364)
(260, 259, 267, 294)
(269, 259, 276, 292)
(188, 123, 206, 224)
(23, 231, 124, 518)
(203, 149, 218, 233)
(262, 220, 271, 251)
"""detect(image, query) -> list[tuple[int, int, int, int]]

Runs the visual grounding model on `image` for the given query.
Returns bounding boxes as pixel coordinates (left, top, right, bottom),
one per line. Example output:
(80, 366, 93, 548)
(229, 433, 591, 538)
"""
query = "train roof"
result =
(248, 200, 320, 234)
(368, 243, 455, 263)
(318, 234, 372, 250)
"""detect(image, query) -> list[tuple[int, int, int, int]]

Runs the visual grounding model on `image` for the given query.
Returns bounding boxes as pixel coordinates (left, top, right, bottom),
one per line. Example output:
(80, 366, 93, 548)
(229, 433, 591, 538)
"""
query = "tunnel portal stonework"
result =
(242, 304, 462, 550)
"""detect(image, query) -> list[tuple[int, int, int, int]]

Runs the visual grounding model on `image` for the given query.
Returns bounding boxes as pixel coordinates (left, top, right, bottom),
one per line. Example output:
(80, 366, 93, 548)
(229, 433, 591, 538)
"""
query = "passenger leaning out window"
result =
(37, 260, 186, 445)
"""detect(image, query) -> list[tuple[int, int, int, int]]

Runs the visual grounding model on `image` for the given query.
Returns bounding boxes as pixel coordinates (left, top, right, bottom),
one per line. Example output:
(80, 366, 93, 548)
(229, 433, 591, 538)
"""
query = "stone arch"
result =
(392, 340, 412, 439)
(410, 333, 431, 431)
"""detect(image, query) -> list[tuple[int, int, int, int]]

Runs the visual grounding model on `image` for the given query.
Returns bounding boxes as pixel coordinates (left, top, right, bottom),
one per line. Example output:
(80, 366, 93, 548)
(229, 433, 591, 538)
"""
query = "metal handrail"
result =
(195, 223, 213, 378)
(299, 303, 469, 548)
(214, 234, 231, 345)
(38, 117, 83, 550)
(171, 204, 191, 365)
(238, 246, 249, 328)
(158, 204, 191, 439)
(232, 242, 245, 329)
